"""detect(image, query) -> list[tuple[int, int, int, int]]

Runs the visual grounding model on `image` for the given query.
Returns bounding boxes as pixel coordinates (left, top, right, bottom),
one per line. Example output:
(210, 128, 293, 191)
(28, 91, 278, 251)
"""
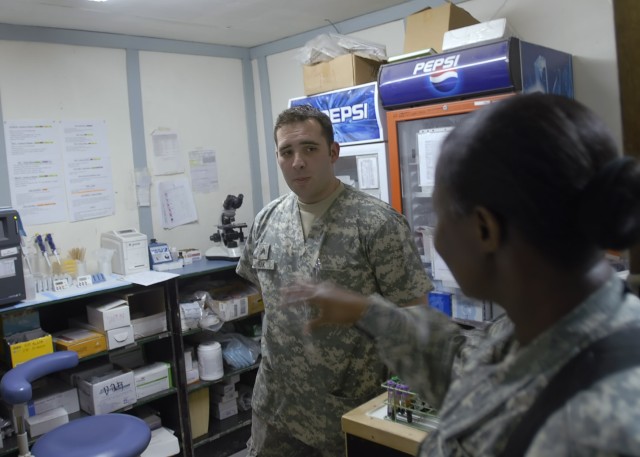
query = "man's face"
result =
(276, 119, 340, 204)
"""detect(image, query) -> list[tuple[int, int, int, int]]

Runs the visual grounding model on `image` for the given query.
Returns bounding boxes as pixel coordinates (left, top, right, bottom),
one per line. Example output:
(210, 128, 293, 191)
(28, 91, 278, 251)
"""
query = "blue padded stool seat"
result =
(31, 413, 151, 457)
(0, 351, 151, 457)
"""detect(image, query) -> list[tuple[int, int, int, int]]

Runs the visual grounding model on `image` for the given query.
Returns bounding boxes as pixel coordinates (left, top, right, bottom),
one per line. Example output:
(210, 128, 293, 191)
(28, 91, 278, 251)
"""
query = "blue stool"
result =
(1, 351, 151, 457)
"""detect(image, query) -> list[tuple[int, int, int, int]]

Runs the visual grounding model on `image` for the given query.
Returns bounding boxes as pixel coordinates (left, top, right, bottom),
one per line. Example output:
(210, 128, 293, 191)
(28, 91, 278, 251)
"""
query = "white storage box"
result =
(133, 362, 172, 400)
(117, 288, 168, 339)
(87, 299, 131, 331)
(442, 18, 513, 51)
(141, 426, 180, 457)
(212, 398, 238, 420)
(27, 379, 79, 417)
(71, 317, 134, 350)
(211, 382, 235, 395)
(77, 369, 137, 415)
(26, 406, 68, 437)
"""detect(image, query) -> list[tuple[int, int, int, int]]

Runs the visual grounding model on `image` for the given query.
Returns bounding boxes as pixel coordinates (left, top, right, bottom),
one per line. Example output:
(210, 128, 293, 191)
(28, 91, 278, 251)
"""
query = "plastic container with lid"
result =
(197, 341, 224, 381)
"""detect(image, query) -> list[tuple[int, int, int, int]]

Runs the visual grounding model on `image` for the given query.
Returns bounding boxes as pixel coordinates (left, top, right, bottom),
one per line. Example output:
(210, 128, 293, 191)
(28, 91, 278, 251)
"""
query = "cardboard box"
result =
(211, 382, 235, 395)
(212, 398, 238, 420)
(53, 328, 107, 358)
(26, 378, 79, 417)
(70, 317, 134, 350)
(87, 299, 131, 331)
(303, 54, 382, 96)
(133, 362, 172, 400)
(3, 329, 53, 367)
(77, 368, 137, 415)
(141, 426, 180, 457)
(209, 281, 263, 321)
(442, 17, 513, 51)
(117, 288, 168, 339)
(26, 406, 68, 437)
(188, 388, 209, 438)
(58, 360, 114, 387)
(0, 309, 41, 337)
(212, 389, 238, 404)
(403, 3, 479, 54)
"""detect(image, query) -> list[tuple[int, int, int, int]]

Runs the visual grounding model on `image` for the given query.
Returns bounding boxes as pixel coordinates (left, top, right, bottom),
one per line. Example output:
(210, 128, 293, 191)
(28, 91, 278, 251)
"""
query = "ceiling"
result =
(0, 0, 414, 48)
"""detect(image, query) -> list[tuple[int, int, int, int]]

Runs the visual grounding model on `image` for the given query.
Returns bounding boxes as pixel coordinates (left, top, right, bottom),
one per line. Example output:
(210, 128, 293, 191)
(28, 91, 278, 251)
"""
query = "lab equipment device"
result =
(206, 194, 247, 261)
(148, 239, 172, 267)
(100, 228, 150, 275)
(0, 208, 26, 306)
(0, 351, 151, 457)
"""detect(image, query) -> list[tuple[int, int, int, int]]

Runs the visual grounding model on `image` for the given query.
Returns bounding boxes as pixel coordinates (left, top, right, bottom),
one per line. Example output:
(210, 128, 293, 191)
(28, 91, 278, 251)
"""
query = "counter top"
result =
(342, 393, 429, 455)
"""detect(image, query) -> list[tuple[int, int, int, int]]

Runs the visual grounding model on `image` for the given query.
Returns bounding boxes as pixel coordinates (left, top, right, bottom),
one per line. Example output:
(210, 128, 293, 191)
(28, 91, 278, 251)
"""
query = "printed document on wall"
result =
(158, 177, 198, 229)
(62, 120, 115, 222)
(189, 149, 219, 193)
(417, 127, 453, 194)
(3, 119, 68, 225)
(151, 129, 183, 175)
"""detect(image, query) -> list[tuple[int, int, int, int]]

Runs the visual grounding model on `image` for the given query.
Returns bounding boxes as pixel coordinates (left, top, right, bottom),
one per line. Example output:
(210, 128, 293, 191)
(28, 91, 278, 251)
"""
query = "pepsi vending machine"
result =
(378, 37, 573, 322)
(289, 82, 390, 203)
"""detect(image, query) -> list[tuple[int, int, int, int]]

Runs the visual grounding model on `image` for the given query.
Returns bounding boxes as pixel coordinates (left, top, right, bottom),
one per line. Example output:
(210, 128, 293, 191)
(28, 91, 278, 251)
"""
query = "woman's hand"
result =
(282, 281, 370, 333)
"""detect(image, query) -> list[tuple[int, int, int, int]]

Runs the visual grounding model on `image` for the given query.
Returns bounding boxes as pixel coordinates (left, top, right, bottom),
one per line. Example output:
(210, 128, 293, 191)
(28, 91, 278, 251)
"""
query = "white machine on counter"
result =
(100, 228, 150, 275)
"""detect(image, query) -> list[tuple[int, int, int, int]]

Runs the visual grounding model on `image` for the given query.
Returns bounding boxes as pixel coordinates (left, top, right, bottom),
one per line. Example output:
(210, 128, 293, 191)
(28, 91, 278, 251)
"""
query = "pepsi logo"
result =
(429, 70, 459, 93)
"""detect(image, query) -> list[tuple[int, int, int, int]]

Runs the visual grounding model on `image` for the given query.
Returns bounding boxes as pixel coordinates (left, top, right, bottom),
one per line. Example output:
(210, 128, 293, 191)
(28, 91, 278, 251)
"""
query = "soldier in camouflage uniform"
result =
(285, 94, 640, 456)
(236, 105, 432, 456)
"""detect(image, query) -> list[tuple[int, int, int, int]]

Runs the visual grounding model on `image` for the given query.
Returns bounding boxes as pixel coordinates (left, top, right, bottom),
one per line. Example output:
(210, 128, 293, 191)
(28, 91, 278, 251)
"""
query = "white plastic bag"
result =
(297, 33, 387, 65)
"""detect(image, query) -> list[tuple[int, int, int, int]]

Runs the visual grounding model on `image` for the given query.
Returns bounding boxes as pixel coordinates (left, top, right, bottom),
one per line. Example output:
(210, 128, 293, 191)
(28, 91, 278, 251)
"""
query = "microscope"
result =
(205, 194, 247, 261)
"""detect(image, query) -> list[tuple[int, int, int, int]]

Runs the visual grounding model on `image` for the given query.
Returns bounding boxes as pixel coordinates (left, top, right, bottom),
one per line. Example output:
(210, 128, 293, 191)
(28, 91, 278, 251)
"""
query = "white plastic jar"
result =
(197, 341, 224, 381)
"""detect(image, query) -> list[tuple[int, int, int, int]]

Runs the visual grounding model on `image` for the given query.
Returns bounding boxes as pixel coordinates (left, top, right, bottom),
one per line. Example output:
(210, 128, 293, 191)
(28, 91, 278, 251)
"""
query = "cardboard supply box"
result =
(141, 426, 180, 457)
(86, 299, 131, 331)
(70, 317, 134, 350)
(0, 309, 41, 338)
(403, 3, 479, 54)
(133, 362, 172, 400)
(188, 388, 209, 439)
(212, 397, 238, 420)
(25, 406, 68, 437)
(53, 328, 107, 358)
(303, 54, 382, 96)
(209, 281, 264, 321)
(26, 378, 80, 417)
(3, 329, 53, 368)
(77, 368, 137, 415)
(115, 288, 167, 339)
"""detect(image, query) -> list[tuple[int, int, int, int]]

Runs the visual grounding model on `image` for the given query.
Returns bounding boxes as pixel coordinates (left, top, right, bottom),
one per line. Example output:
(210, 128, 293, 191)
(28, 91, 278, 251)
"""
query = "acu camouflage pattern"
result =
(360, 277, 640, 456)
(237, 185, 431, 451)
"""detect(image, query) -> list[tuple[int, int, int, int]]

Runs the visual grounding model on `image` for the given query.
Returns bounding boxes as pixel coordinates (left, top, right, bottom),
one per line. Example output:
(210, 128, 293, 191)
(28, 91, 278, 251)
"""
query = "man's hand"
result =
(282, 281, 370, 333)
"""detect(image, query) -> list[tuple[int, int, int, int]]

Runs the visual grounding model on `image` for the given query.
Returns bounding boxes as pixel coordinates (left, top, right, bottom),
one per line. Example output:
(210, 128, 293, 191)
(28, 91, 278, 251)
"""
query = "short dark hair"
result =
(273, 105, 334, 146)
(437, 93, 640, 266)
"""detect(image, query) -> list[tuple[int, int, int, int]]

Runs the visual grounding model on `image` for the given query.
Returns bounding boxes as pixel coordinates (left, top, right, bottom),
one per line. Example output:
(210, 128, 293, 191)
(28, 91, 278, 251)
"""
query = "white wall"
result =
(139, 51, 253, 255)
(0, 41, 139, 268)
(461, 0, 621, 144)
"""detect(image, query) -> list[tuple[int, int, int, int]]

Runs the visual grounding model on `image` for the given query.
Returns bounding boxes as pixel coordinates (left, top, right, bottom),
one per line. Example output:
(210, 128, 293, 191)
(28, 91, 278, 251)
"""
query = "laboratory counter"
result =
(342, 393, 429, 456)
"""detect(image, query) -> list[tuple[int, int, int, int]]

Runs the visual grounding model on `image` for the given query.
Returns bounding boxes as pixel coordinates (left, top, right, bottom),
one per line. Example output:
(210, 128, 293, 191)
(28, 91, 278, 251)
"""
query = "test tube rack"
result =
(382, 379, 440, 431)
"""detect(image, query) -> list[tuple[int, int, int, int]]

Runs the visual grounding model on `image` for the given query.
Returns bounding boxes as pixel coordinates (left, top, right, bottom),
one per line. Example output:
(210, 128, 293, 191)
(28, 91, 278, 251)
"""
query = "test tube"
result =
(386, 379, 396, 420)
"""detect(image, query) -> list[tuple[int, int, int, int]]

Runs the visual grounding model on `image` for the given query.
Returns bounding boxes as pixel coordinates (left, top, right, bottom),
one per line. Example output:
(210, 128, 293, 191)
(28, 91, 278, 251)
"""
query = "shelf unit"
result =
(0, 258, 259, 457)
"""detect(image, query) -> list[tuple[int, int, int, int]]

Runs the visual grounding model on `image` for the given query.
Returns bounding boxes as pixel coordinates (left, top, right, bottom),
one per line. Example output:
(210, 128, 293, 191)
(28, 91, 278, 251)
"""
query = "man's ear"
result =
(330, 142, 340, 162)
(473, 206, 502, 253)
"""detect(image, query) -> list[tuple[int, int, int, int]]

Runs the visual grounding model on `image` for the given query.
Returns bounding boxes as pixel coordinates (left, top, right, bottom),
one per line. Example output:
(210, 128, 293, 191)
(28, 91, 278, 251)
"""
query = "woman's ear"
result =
(473, 206, 502, 253)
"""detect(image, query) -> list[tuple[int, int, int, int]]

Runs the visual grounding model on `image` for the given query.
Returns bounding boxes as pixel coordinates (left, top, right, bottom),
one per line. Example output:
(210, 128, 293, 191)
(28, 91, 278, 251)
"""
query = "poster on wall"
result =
(158, 177, 198, 229)
(62, 120, 115, 221)
(4, 119, 116, 225)
(189, 149, 219, 193)
(151, 129, 183, 175)
(3, 119, 69, 225)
